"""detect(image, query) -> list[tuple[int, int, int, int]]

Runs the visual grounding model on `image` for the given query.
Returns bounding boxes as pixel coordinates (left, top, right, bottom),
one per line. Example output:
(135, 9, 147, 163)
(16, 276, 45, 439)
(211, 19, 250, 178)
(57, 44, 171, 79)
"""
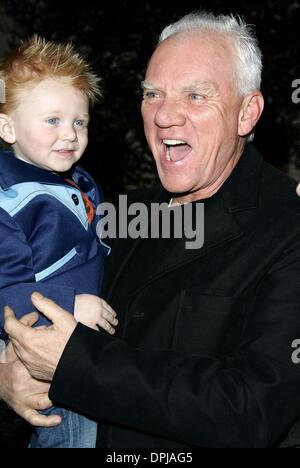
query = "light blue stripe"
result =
(35, 248, 77, 281)
(0, 182, 88, 230)
(99, 238, 111, 255)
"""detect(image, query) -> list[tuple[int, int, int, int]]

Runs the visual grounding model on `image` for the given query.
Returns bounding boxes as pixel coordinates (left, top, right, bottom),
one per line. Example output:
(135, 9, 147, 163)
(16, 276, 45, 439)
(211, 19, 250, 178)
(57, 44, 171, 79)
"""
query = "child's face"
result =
(10, 78, 89, 172)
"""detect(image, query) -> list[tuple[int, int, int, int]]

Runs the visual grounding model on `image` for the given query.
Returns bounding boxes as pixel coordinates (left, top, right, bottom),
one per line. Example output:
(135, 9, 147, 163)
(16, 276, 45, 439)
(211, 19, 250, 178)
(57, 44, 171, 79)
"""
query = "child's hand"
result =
(74, 294, 118, 335)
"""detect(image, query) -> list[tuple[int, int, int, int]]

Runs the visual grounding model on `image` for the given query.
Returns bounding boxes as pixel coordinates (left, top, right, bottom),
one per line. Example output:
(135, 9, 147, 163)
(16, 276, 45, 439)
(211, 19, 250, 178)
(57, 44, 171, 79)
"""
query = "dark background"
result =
(0, 0, 299, 448)
(0, 0, 299, 199)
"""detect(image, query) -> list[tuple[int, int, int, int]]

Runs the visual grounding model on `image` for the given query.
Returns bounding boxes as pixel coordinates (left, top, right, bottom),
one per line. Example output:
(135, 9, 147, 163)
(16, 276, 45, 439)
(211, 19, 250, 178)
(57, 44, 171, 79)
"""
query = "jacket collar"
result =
(0, 150, 72, 189)
(134, 143, 262, 212)
(221, 143, 262, 213)
(105, 144, 264, 299)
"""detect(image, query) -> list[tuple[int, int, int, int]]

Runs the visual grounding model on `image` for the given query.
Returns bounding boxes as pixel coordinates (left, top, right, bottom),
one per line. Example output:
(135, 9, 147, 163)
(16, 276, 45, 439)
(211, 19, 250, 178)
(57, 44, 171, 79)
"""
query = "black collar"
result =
(153, 143, 263, 212)
(221, 143, 262, 213)
(105, 144, 264, 298)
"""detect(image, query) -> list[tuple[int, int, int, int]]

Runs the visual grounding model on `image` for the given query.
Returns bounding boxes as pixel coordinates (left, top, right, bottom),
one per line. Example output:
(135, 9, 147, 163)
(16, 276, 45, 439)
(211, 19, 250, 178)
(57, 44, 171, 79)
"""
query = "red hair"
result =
(0, 35, 102, 114)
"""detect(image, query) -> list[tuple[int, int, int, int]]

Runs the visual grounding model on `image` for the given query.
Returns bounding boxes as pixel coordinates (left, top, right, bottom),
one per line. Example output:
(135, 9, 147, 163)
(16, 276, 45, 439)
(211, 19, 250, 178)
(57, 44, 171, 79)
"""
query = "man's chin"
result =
(160, 178, 192, 197)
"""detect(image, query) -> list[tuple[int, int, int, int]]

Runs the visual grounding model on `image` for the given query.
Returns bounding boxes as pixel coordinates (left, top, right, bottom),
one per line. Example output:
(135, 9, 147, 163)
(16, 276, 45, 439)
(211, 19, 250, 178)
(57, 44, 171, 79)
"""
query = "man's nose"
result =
(60, 123, 78, 142)
(154, 98, 186, 128)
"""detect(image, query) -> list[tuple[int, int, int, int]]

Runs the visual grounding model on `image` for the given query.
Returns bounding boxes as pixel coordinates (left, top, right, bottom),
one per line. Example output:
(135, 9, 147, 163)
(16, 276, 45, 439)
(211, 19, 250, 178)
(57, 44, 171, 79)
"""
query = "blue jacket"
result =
(0, 150, 108, 338)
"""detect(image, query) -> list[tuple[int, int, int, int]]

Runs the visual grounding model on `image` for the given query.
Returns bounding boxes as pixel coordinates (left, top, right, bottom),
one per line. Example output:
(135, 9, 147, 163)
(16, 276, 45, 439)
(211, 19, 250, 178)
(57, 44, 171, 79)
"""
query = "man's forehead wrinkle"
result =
(182, 81, 219, 92)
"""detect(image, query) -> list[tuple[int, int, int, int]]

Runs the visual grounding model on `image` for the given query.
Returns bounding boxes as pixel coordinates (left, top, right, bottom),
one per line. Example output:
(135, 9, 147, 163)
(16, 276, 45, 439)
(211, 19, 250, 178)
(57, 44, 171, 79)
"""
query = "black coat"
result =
(50, 145, 300, 447)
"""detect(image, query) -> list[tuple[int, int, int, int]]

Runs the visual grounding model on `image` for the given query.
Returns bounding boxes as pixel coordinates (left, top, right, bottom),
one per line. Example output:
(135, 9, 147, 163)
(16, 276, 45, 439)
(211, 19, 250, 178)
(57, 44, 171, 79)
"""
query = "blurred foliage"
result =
(0, 0, 299, 197)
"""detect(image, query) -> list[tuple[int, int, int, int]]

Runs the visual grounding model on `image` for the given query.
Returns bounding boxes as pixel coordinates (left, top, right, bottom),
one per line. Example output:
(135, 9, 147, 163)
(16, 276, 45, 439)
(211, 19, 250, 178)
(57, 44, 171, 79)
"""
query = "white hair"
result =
(158, 12, 262, 96)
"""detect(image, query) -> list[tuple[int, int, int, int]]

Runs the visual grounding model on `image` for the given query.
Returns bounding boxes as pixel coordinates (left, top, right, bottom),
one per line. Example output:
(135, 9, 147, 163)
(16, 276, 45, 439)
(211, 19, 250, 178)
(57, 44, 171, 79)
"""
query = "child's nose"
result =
(61, 124, 78, 142)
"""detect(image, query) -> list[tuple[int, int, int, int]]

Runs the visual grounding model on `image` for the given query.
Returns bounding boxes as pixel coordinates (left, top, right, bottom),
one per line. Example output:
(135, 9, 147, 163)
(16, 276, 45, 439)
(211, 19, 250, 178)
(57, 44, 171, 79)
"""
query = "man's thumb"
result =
(4, 305, 15, 321)
(31, 292, 67, 325)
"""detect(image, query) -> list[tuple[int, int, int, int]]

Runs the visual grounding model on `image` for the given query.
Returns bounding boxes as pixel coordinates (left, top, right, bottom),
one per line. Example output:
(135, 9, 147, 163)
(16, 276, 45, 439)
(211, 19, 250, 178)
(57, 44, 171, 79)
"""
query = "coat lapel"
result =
(105, 144, 263, 300)
(110, 194, 243, 299)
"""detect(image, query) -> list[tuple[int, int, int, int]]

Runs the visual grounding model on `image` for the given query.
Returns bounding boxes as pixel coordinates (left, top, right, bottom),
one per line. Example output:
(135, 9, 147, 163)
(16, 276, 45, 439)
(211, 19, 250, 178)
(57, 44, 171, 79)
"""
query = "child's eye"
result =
(74, 120, 84, 127)
(46, 117, 59, 125)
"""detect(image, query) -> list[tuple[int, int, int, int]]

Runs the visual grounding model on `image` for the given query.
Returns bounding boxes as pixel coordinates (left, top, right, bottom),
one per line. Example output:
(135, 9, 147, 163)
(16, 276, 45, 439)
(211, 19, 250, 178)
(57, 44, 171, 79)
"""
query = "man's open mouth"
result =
(163, 139, 192, 162)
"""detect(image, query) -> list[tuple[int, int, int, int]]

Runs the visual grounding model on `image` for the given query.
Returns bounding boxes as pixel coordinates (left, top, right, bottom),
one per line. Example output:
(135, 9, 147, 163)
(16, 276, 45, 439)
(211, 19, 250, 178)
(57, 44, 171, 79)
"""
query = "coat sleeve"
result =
(49, 239, 300, 448)
(0, 209, 75, 335)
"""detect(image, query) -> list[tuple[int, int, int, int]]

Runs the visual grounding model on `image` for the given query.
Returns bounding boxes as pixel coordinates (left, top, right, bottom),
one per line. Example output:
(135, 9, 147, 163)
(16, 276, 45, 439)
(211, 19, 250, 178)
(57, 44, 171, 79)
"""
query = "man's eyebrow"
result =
(141, 80, 219, 94)
(141, 80, 158, 90)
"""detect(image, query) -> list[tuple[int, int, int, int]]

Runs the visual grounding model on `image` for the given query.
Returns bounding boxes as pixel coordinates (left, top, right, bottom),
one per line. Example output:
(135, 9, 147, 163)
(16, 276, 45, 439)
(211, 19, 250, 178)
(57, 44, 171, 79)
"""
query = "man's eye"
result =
(190, 94, 205, 101)
(143, 91, 159, 99)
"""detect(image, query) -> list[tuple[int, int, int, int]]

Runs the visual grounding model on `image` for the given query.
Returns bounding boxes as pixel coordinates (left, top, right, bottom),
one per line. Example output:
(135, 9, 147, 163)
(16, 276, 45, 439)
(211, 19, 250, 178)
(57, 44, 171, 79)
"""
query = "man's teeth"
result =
(163, 139, 187, 162)
(163, 139, 187, 145)
(166, 146, 171, 161)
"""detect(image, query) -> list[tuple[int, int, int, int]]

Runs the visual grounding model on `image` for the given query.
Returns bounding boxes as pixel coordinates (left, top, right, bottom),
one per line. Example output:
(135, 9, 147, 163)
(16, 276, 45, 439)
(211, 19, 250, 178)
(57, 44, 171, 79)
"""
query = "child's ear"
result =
(0, 114, 16, 144)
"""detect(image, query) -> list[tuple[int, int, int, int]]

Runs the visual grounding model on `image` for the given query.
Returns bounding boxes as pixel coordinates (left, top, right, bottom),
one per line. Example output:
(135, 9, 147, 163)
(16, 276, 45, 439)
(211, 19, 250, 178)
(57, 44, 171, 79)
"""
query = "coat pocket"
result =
(172, 291, 245, 357)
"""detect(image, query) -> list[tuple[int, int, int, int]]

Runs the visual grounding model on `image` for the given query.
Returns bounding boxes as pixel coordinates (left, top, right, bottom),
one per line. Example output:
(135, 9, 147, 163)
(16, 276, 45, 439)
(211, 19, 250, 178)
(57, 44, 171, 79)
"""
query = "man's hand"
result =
(4, 292, 77, 382)
(0, 359, 60, 427)
(297, 182, 300, 197)
(0, 312, 61, 427)
(0, 313, 39, 364)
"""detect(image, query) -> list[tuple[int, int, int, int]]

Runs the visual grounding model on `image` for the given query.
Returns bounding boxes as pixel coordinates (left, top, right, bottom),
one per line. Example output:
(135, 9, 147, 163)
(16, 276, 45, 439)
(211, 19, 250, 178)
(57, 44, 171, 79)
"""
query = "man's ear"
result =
(238, 92, 264, 137)
(0, 113, 16, 144)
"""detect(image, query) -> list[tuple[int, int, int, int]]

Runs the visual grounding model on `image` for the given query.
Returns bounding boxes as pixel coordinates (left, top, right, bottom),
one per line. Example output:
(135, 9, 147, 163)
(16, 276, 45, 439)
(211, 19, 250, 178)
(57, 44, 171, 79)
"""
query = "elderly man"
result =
(2, 12, 300, 448)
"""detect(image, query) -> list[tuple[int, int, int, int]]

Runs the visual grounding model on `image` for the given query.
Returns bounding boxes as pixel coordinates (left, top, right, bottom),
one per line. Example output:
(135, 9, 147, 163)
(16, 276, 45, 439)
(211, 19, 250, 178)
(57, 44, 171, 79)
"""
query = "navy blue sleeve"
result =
(0, 208, 75, 337)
